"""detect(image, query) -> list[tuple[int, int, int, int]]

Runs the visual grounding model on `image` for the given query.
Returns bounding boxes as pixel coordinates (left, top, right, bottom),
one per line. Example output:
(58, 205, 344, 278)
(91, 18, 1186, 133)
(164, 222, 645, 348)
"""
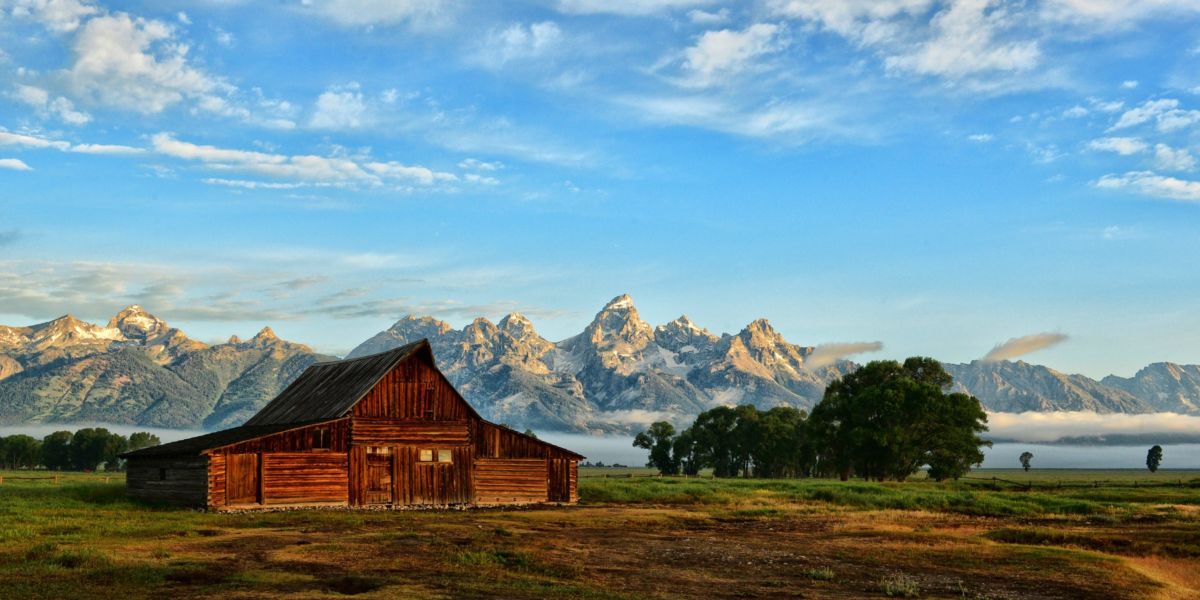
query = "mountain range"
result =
(1, 295, 1199, 433)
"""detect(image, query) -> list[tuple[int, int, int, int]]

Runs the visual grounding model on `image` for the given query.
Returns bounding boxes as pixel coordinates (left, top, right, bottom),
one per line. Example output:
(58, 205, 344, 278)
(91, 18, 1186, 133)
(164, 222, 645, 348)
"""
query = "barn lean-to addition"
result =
(120, 340, 582, 509)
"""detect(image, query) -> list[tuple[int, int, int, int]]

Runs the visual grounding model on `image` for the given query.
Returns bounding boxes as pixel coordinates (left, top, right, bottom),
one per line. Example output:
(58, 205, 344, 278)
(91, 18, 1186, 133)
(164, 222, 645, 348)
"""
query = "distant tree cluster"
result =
(0, 429, 160, 471)
(634, 358, 992, 482)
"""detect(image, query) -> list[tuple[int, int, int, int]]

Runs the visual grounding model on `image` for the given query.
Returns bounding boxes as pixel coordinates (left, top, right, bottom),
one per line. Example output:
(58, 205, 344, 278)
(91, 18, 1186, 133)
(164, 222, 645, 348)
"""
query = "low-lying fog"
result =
(3, 411, 1197, 469)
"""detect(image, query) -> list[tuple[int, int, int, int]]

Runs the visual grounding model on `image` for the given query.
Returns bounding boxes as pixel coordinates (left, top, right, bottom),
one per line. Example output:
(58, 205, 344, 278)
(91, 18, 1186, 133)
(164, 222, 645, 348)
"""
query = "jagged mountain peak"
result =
(253, 326, 278, 341)
(603, 293, 636, 311)
(227, 335, 242, 344)
(388, 314, 455, 336)
(107, 304, 169, 340)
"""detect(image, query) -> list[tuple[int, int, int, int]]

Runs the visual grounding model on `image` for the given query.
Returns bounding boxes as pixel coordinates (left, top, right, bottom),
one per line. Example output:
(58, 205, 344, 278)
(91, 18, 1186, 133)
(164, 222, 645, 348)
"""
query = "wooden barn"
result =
(121, 340, 582, 509)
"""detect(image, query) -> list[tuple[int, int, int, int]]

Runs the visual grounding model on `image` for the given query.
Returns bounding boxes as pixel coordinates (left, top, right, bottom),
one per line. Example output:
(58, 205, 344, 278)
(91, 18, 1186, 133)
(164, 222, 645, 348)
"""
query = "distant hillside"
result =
(0, 306, 333, 429)
(3, 297, 1199, 434)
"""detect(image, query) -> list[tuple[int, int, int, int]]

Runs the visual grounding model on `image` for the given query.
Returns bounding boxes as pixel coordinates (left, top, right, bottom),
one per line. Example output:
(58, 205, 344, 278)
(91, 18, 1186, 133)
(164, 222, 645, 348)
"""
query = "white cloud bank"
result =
(988, 410, 1200, 443)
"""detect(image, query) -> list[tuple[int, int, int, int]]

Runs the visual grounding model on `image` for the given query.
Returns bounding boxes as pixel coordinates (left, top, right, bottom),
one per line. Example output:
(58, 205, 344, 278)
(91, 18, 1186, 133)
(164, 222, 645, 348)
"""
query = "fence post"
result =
(54, 474, 59, 485)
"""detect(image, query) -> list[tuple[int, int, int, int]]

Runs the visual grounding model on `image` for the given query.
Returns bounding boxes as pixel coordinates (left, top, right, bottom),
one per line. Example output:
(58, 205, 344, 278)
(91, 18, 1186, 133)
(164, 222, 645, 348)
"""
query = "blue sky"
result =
(1, 0, 1199, 377)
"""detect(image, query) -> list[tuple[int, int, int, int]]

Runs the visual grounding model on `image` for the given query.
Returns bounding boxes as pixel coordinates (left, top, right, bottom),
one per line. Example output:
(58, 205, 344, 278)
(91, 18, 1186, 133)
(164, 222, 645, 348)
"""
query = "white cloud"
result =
(768, 0, 933, 40)
(70, 143, 144, 154)
(555, 0, 713, 16)
(300, 0, 455, 27)
(681, 23, 786, 87)
(0, 158, 33, 171)
(967, 133, 993, 142)
(1110, 98, 1200, 133)
(0, 129, 141, 154)
(9, 0, 99, 33)
(807, 341, 883, 368)
(309, 84, 367, 129)
(0, 130, 71, 150)
(1040, 0, 1200, 27)
(176, 11, 189, 25)
(479, 21, 563, 68)
(1096, 171, 1200, 202)
(1062, 105, 1088, 118)
(982, 332, 1068, 361)
(1154, 144, 1196, 172)
(687, 8, 728, 25)
(1087, 136, 1147, 155)
(987, 411, 1200, 443)
(151, 133, 466, 189)
(364, 161, 458, 185)
(202, 178, 307, 190)
(66, 13, 222, 113)
(12, 84, 92, 124)
(883, 0, 1040, 78)
(459, 158, 503, 171)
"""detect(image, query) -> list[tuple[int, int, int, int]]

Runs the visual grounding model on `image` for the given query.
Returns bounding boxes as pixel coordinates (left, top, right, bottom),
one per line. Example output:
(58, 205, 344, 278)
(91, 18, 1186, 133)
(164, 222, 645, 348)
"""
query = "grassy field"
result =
(2, 470, 1198, 599)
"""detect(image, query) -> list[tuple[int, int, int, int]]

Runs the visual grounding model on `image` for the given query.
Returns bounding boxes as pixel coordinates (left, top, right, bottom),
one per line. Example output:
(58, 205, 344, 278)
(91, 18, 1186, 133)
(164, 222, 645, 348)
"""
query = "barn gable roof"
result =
(119, 421, 330, 458)
(244, 340, 429, 426)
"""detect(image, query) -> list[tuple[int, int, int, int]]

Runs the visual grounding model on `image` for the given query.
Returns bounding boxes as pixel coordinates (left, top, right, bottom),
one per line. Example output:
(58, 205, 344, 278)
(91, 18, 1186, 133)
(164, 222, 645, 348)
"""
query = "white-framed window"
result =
(418, 449, 434, 462)
(437, 449, 452, 463)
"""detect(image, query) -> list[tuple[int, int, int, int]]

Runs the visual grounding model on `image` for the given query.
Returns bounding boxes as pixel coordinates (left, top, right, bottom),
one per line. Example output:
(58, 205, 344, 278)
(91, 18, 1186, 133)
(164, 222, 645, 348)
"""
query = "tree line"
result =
(0, 428, 161, 471)
(634, 357, 992, 481)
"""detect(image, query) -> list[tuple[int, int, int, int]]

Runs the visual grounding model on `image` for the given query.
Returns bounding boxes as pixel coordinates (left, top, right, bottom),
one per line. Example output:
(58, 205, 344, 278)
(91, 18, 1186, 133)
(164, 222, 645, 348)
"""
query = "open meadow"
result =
(2, 469, 1198, 599)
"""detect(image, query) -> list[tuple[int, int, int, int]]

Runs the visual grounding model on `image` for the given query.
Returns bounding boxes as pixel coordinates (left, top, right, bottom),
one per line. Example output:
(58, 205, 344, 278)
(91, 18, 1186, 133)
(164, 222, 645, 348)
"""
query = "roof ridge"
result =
(312, 339, 427, 365)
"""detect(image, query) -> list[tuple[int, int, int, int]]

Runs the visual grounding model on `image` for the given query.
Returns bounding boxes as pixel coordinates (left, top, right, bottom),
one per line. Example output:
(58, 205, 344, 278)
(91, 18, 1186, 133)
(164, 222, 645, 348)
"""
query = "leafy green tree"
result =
(687, 406, 743, 477)
(70, 428, 127, 471)
(750, 407, 810, 478)
(1019, 451, 1033, 472)
(41, 431, 73, 470)
(521, 428, 538, 439)
(672, 429, 701, 476)
(1147, 445, 1163, 473)
(128, 432, 161, 451)
(808, 357, 990, 482)
(633, 421, 678, 475)
(0, 435, 42, 469)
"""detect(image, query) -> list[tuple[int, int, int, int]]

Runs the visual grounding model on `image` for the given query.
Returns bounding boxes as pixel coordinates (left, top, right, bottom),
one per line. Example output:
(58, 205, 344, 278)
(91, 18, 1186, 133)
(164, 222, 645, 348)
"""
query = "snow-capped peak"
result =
(107, 304, 168, 340)
(603, 293, 636, 311)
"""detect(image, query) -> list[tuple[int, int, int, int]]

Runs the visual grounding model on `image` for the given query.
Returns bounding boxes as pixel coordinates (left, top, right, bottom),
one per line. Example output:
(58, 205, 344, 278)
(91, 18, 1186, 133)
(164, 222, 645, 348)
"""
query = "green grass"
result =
(1, 470, 1195, 599)
(580, 473, 1200, 518)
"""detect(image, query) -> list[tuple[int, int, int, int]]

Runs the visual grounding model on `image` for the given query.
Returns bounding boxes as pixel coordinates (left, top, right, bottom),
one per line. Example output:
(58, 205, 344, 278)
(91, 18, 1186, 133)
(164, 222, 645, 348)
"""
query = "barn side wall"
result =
(207, 420, 351, 509)
(126, 455, 209, 506)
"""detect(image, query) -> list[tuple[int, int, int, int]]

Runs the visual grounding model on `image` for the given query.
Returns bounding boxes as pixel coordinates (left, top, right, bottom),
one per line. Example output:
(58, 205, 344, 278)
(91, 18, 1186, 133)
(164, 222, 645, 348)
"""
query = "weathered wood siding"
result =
(263, 452, 349, 505)
(474, 458, 548, 504)
(126, 456, 208, 506)
(548, 458, 576, 503)
(351, 419, 469, 446)
(353, 360, 469, 421)
(472, 421, 575, 460)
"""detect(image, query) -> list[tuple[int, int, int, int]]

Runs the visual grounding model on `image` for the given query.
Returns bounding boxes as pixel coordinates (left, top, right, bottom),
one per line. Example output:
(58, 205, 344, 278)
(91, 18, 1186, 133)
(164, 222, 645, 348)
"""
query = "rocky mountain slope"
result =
(3, 296, 1199, 434)
(0, 306, 332, 429)
(348, 294, 857, 431)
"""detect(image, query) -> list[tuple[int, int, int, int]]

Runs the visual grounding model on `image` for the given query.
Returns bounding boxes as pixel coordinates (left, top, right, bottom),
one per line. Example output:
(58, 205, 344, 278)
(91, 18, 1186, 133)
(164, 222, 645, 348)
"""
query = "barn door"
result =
(365, 447, 393, 505)
(548, 459, 571, 503)
(227, 453, 260, 505)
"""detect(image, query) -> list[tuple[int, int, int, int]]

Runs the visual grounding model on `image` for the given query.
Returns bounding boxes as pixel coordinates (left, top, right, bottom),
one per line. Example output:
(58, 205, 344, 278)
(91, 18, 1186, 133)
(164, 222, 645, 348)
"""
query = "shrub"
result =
(880, 573, 920, 597)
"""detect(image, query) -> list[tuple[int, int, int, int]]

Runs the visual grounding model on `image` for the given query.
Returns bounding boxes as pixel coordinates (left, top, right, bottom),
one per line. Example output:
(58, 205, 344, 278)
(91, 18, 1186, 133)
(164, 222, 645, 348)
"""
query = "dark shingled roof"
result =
(120, 422, 323, 458)
(243, 340, 429, 426)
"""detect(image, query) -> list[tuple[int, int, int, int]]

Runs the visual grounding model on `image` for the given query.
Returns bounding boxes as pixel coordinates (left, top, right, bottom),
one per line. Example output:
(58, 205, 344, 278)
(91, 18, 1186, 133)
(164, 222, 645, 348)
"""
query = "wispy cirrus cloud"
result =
(982, 333, 1068, 361)
(807, 342, 883, 369)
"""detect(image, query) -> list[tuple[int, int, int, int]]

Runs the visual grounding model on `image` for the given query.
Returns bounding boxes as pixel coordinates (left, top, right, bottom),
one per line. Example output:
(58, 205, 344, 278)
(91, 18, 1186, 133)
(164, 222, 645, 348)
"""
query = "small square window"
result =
(158, 468, 167, 481)
(418, 449, 433, 462)
(437, 449, 452, 463)
(312, 427, 330, 450)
